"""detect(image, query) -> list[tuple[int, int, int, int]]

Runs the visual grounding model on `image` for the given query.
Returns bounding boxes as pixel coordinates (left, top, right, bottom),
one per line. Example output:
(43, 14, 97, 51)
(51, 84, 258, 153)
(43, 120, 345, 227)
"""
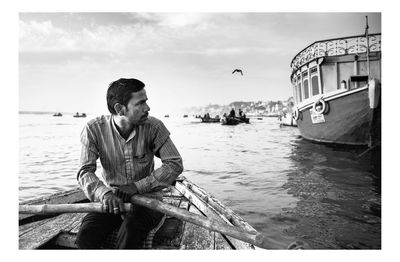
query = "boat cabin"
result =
(290, 34, 381, 110)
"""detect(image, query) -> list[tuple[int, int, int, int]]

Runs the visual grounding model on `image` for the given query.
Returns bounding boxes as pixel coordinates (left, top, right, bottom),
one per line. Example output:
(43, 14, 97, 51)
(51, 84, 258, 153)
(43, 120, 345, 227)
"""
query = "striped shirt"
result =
(77, 115, 183, 202)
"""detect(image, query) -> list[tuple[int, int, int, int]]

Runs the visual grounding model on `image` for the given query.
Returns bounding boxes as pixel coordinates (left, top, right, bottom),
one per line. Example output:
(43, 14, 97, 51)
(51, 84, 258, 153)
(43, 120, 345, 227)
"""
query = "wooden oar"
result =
(19, 195, 280, 249)
(19, 203, 133, 214)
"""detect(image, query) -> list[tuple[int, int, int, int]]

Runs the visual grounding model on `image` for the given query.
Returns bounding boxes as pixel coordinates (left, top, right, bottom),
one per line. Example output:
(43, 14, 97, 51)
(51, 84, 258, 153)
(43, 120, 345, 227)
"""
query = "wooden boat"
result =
(73, 112, 86, 118)
(221, 117, 240, 125)
(201, 117, 220, 123)
(290, 31, 381, 146)
(53, 112, 62, 117)
(19, 176, 257, 250)
(221, 116, 249, 125)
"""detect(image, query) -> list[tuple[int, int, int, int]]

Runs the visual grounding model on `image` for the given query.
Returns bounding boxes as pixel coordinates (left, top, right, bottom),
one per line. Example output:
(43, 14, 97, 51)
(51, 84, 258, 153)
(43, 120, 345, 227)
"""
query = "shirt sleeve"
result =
(77, 124, 111, 202)
(134, 121, 183, 193)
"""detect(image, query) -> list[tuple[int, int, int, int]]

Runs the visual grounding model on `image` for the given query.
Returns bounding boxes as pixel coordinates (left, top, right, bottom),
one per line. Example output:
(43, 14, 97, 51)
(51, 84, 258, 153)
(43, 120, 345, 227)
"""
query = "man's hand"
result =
(114, 183, 139, 202)
(102, 192, 124, 214)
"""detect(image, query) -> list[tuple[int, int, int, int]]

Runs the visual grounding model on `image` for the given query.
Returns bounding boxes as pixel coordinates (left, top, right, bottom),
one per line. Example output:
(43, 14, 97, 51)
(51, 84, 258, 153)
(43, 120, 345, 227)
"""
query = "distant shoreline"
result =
(19, 111, 71, 115)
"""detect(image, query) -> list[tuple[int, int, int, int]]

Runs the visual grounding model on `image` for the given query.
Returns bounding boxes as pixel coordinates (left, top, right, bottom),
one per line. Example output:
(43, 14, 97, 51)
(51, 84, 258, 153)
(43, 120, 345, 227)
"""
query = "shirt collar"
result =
(111, 115, 136, 143)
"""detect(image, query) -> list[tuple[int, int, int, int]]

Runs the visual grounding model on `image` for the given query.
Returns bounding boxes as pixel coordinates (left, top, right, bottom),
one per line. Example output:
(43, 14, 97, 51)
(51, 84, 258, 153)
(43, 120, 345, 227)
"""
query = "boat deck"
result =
(19, 177, 256, 250)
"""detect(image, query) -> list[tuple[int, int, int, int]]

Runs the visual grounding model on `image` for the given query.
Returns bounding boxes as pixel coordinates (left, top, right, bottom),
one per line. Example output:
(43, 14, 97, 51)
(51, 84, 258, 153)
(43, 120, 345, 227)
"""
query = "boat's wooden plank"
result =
(19, 213, 84, 249)
(19, 217, 55, 237)
(175, 181, 252, 249)
(163, 197, 181, 208)
(63, 213, 87, 233)
(169, 186, 183, 197)
(179, 199, 189, 210)
(179, 204, 215, 250)
(19, 188, 86, 222)
(215, 232, 233, 250)
(20, 188, 85, 205)
(70, 222, 82, 235)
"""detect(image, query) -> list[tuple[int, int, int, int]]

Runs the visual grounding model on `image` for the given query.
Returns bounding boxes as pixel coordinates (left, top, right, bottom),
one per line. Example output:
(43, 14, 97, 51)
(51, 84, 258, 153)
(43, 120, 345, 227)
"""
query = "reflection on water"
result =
(19, 114, 381, 249)
(282, 139, 381, 249)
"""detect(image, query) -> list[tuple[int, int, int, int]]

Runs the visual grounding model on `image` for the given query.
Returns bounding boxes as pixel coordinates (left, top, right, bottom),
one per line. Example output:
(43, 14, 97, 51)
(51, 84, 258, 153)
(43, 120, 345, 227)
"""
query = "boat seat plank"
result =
(19, 213, 85, 250)
(179, 204, 215, 250)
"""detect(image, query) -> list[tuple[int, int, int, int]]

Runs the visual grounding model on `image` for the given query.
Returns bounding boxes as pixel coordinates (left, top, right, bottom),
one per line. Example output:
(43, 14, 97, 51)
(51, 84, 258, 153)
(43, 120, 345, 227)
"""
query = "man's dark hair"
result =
(106, 78, 145, 115)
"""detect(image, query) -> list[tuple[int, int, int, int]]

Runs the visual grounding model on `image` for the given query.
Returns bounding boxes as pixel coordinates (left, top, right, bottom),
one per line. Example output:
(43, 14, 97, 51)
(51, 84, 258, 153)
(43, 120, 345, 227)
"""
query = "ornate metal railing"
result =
(290, 33, 381, 74)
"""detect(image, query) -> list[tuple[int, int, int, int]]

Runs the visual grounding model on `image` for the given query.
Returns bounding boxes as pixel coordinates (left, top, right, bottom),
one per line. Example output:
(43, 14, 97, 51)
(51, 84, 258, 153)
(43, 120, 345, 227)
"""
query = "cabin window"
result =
(298, 83, 302, 102)
(303, 79, 309, 99)
(311, 75, 319, 96)
(349, 75, 368, 89)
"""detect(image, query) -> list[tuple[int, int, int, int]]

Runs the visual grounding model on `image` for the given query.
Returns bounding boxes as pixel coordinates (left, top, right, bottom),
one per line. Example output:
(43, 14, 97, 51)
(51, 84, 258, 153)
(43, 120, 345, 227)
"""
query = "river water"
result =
(19, 113, 381, 249)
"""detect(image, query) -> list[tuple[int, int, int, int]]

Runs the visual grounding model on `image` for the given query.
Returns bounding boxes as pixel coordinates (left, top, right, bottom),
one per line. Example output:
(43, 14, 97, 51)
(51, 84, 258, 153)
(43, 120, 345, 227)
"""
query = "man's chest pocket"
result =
(132, 152, 153, 163)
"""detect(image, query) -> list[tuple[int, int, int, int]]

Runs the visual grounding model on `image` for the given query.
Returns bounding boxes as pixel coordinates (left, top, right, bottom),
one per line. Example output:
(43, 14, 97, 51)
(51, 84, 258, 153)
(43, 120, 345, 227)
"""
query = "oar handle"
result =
(19, 203, 133, 214)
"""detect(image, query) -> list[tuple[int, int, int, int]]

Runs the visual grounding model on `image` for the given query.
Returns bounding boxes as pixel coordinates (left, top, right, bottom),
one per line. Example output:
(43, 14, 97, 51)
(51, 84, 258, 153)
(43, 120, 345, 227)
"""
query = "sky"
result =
(19, 12, 381, 115)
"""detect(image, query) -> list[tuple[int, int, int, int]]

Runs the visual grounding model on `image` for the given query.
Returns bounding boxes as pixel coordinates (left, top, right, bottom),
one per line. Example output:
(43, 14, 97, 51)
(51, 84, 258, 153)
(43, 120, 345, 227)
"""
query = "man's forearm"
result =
(78, 170, 112, 202)
(135, 156, 183, 193)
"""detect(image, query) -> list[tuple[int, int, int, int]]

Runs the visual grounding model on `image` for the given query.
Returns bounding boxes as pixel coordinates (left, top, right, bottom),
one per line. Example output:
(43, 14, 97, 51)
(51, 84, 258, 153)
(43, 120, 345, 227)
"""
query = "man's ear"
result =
(114, 103, 125, 116)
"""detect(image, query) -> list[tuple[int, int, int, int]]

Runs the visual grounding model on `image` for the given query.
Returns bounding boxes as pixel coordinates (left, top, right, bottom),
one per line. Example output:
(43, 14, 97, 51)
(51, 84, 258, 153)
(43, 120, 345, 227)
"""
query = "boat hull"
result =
(201, 118, 220, 123)
(296, 88, 376, 146)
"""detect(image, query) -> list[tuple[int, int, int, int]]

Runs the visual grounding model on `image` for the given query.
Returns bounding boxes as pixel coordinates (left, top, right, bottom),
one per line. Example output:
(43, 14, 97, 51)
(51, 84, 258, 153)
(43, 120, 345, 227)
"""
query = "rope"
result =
(143, 214, 167, 249)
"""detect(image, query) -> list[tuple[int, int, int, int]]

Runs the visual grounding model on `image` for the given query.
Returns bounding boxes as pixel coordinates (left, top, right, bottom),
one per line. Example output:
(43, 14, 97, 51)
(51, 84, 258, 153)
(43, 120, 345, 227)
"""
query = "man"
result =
(229, 108, 236, 118)
(76, 78, 183, 249)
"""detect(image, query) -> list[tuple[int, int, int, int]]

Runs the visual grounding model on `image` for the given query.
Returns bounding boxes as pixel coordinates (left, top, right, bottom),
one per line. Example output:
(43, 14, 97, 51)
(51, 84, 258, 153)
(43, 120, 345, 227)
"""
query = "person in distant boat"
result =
(229, 108, 236, 118)
(76, 78, 183, 249)
(238, 108, 243, 117)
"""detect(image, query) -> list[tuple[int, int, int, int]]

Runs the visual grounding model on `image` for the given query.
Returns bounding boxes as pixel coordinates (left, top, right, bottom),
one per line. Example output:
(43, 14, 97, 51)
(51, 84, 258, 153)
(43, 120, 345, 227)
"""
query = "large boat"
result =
(19, 176, 258, 250)
(290, 32, 381, 146)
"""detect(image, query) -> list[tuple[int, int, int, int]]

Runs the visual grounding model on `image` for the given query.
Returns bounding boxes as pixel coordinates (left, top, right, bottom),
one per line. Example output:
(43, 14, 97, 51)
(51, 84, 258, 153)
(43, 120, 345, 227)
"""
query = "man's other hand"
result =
(102, 192, 124, 214)
(114, 183, 139, 202)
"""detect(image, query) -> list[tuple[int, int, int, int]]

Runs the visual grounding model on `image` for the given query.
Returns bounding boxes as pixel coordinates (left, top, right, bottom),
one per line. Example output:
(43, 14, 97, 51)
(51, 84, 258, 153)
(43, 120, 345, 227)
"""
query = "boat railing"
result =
(290, 33, 381, 74)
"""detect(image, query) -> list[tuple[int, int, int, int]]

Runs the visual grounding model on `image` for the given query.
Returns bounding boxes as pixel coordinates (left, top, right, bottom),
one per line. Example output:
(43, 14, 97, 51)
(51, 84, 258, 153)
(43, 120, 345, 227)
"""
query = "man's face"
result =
(124, 89, 150, 125)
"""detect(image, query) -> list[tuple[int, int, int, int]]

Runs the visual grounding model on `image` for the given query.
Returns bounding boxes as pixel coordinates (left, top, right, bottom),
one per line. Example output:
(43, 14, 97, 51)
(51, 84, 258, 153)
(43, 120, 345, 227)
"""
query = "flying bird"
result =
(232, 69, 243, 76)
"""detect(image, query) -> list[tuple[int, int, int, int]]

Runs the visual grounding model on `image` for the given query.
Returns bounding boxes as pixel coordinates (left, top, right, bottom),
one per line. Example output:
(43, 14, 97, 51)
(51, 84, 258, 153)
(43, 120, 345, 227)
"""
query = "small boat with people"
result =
(221, 116, 240, 125)
(73, 112, 87, 118)
(53, 112, 63, 117)
(19, 176, 274, 250)
(201, 113, 221, 123)
(221, 116, 250, 125)
(290, 18, 380, 147)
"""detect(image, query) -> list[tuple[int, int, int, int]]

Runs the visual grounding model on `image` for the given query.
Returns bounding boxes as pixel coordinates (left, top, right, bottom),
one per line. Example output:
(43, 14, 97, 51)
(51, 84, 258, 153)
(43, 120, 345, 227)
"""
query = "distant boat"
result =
(278, 113, 297, 127)
(221, 116, 250, 125)
(164, 115, 170, 118)
(290, 30, 381, 146)
(221, 117, 240, 125)
(53, 112, 63, 117)
(73, 112, 87, 118)
(183, 115, 188, 118)
(201, 117, 220, 123)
